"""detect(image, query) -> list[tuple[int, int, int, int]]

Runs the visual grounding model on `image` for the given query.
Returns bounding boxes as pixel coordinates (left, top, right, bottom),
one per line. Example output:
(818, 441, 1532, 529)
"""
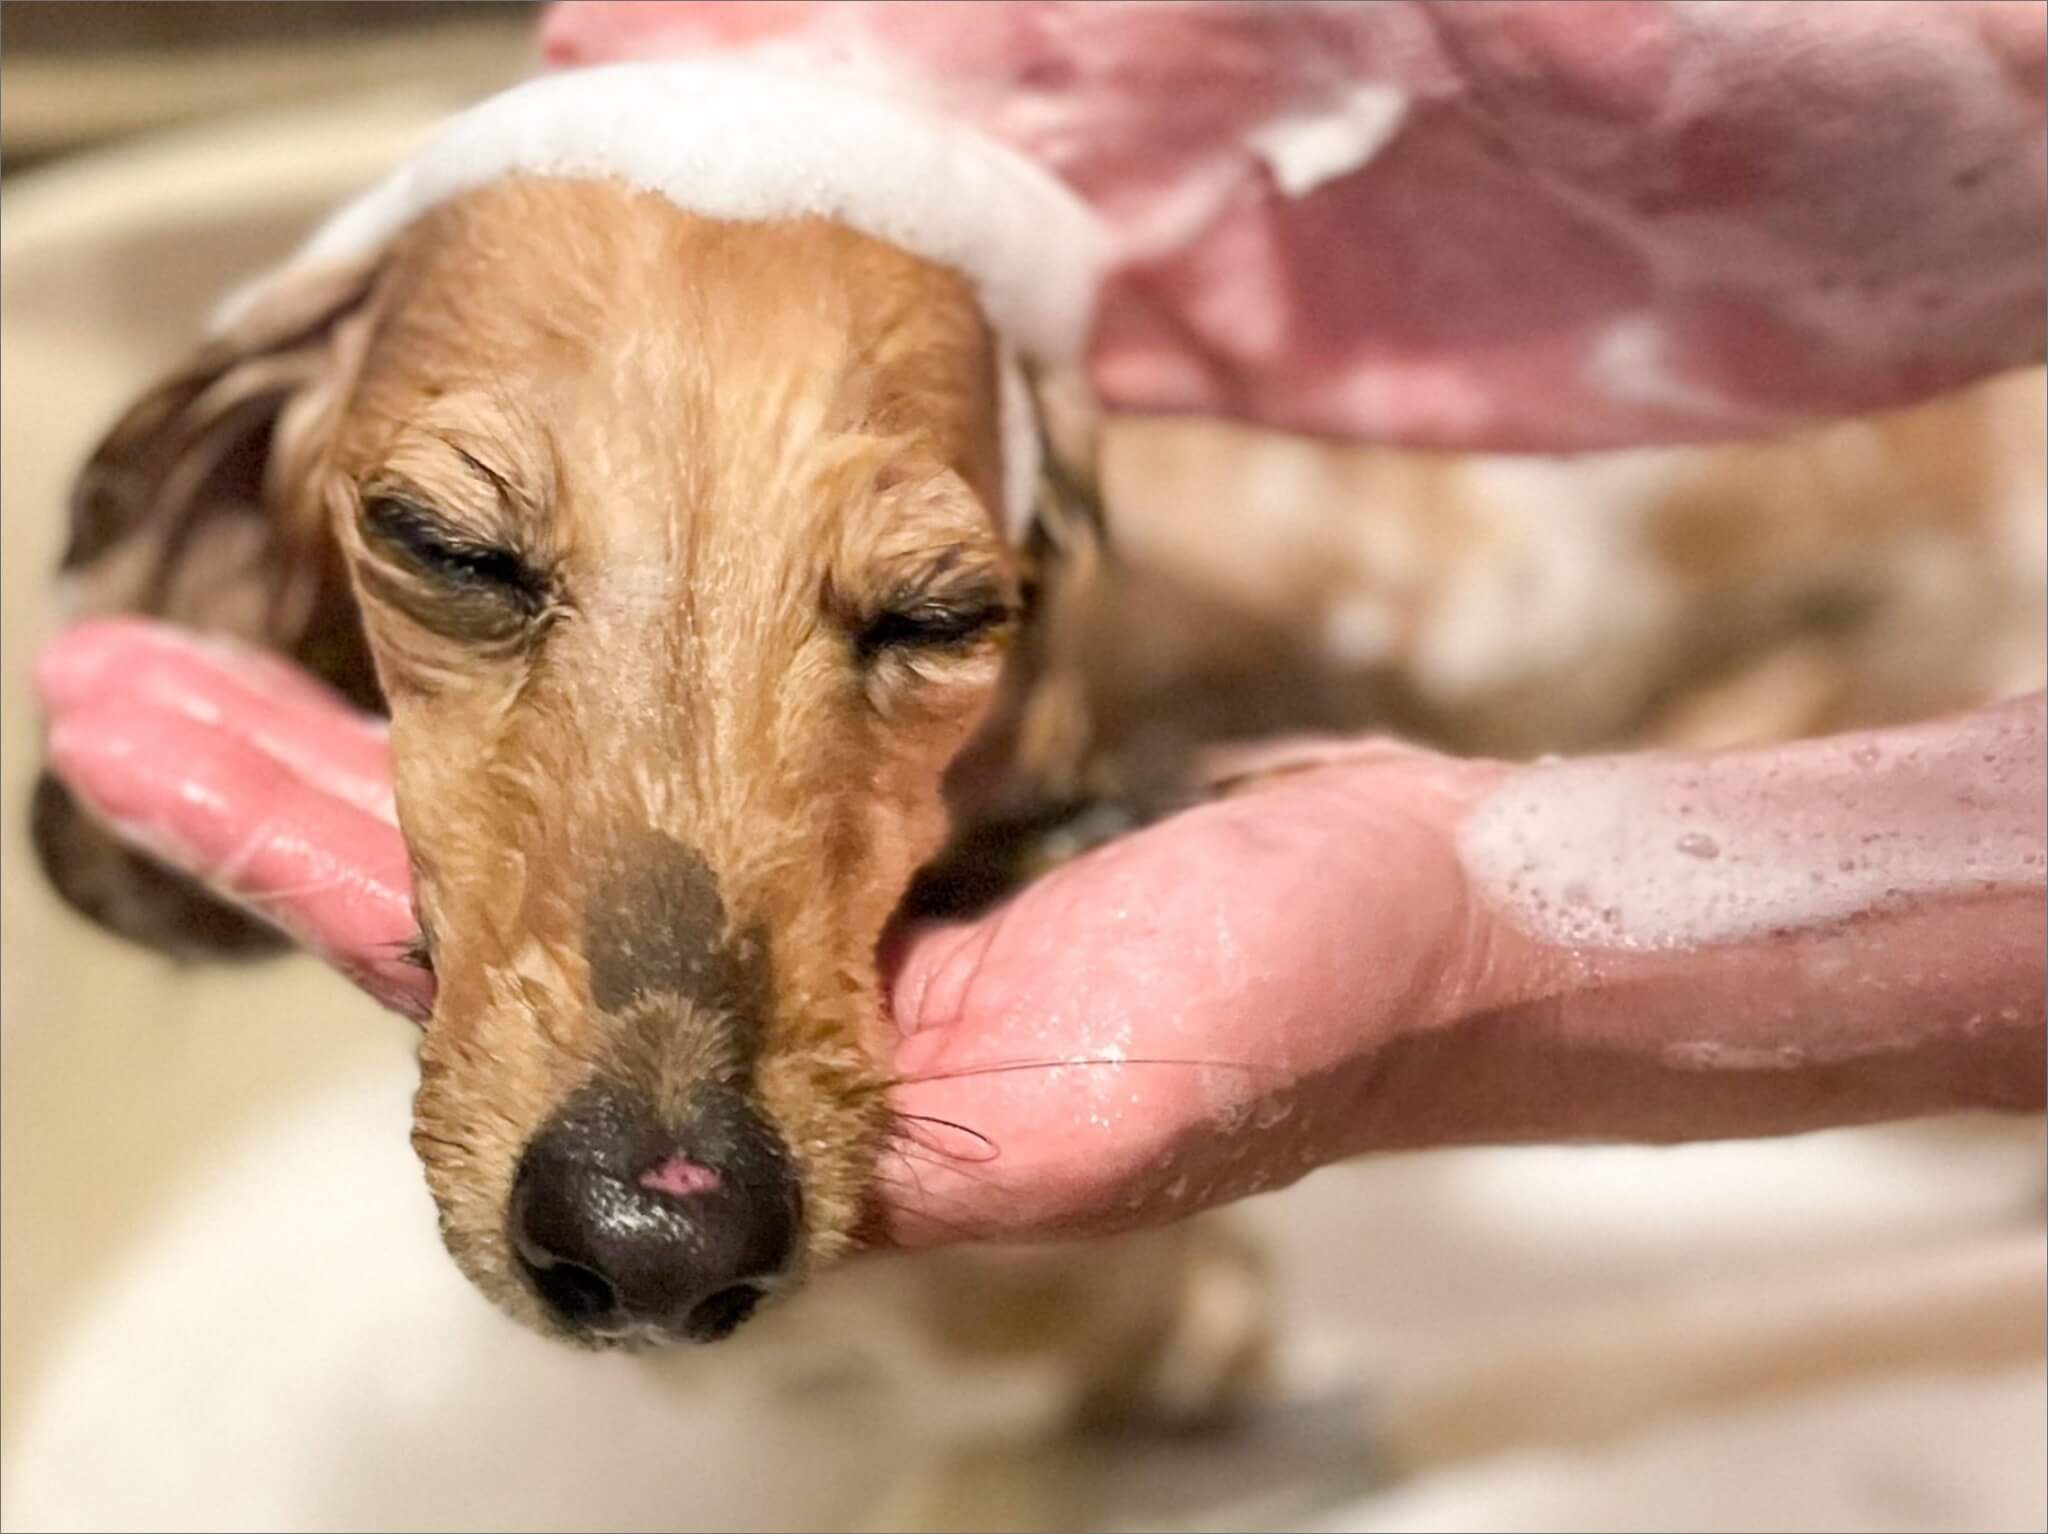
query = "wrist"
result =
(1347, 698, 2046, 1154)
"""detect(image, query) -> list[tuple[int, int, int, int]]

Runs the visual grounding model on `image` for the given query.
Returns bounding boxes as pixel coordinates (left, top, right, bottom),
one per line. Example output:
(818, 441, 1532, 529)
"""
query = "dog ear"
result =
(60, 256, 385, 702)
(1003, 381, 1117, 805)
(35, 256, 389, 959)
(913, 369, 1374, 920)
(908, 370, 1154, 919)
(935, 365, 1114, 813)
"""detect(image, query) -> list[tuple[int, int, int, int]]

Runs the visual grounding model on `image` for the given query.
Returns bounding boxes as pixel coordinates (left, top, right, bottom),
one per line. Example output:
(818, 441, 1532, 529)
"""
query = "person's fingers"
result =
(1193, 732, 1454, 793)
(878, 750, 1506, 1247)
(542, 1, 2047, 449)
(37, 620, 429, 1019)
(37, 617, 398, 825)
(874, 693, 2048, 1246)
(1094, 0, 2048, 449)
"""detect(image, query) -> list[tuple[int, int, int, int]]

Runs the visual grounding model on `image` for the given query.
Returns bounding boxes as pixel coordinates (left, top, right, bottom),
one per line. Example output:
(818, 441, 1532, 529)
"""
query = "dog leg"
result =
(903, 1223, 1274, 1437)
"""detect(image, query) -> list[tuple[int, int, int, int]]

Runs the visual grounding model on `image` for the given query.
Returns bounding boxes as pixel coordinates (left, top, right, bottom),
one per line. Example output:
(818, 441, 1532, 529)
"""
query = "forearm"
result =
(882, 700, 2041, 1244)
(1359, 887, 2043, 1154)
(1352, 693, 2047, 1155)
(544, 0, 2048, 451)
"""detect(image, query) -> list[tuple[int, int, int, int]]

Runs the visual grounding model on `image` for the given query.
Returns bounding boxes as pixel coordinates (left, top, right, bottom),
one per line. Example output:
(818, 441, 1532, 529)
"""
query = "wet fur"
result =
(37, 163, 2043, 1452)
(33, 178, 1259, 1405)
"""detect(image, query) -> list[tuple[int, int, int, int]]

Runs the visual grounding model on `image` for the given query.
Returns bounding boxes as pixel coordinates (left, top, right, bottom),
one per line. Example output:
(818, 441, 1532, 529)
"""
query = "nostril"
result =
(686, 1284, 765, 1341)
(518, 1251, 619, 1329)
(508, 1145, 632, 1334)
(509, 1169, 626, 1331)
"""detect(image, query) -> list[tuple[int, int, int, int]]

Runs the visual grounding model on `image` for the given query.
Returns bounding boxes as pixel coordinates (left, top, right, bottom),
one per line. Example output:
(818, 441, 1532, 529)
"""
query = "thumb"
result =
(877, 748, 1502, 1247)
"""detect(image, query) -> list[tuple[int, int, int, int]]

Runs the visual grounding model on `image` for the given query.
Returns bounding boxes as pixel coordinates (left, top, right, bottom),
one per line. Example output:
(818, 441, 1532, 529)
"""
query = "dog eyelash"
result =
(362, 495, 546, 613)
(855, 599, 1010, 661)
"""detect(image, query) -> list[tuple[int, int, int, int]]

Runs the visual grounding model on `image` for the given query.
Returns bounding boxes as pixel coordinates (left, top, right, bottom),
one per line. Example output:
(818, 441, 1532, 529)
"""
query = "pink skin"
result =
(640, 1157, 723, 1199)
(33, 4, 2048, 1245)
(38, 621, 429, 1021)
(542, 0, 2048, 451)
(34, 620, 2045, 1246)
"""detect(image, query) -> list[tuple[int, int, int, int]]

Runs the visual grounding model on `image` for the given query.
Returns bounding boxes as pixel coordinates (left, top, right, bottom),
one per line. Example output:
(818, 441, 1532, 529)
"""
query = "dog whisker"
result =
(861, 1171, 982, 1242)
(869, 1151, 1005, 1225)
(885, 1110, 1002, 1167)
(888, 1110, 996, 1154)
(867, 1055, 1283, 1094)
(389, 934, 435, 972)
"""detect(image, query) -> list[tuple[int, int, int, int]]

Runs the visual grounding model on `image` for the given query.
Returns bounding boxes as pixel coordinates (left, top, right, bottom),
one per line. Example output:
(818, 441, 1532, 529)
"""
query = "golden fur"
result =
(33, 160, 2041, 1424)
(38, 177, 1159, 1346)
(342, 182, 1025, 1318)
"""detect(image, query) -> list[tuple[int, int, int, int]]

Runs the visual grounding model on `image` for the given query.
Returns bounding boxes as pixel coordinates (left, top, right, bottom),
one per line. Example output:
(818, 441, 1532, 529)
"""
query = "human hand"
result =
(34, 619, 1504, 1241)
(543, 0, 2048, 451)
(38, 620, 2044, 1245)
(33, 4, 2048, 1244)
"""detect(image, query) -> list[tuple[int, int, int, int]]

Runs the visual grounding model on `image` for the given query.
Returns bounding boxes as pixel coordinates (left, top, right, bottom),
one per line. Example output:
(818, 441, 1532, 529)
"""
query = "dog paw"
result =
(1069, 1222, 1274, 1437)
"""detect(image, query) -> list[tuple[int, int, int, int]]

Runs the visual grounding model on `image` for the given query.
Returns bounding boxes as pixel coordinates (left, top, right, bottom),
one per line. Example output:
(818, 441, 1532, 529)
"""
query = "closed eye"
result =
(855, 598, 1011, 662)
(361, 495, 546, 614)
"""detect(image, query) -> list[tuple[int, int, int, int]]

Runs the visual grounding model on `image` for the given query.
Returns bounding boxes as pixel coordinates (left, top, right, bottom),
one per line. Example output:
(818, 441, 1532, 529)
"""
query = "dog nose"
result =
(510, 1084, 799, 1342)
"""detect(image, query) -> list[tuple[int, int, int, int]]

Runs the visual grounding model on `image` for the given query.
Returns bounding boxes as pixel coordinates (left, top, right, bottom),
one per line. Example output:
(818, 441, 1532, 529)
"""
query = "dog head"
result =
(39, 171, 1106, 1346)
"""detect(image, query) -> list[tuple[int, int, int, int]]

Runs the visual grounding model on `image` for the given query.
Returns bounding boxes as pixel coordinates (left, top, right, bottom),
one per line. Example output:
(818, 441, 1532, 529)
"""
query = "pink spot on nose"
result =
(640, 1155, 722, 1199)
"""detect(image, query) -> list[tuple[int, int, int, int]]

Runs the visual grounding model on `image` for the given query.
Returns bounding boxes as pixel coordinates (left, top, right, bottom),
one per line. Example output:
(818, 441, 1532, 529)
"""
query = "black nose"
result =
(509, 1084, 799, 1342)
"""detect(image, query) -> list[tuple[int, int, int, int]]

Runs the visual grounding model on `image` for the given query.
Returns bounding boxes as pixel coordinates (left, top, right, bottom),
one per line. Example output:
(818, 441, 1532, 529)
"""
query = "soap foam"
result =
(1245, 83, 1409, 198)
(212, 61, 1111, 541)
(1459, 698, 2046, 952)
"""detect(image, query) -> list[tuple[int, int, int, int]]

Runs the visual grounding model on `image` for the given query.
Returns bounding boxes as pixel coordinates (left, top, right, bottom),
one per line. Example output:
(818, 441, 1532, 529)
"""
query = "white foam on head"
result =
(1245, 83, 1409, 198)
(1459, 697, 2046, 952)
(213, 61, 1111, 539)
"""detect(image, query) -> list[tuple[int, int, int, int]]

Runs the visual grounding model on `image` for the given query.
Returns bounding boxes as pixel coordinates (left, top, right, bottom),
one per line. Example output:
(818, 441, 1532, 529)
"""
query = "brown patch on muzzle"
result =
(584, 832, 771, 1037)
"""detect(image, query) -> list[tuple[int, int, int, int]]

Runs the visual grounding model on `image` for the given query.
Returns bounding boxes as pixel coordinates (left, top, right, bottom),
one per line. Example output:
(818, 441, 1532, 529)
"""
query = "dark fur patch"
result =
(584, 835, 771, 1030)
(29, 772, 289, 960)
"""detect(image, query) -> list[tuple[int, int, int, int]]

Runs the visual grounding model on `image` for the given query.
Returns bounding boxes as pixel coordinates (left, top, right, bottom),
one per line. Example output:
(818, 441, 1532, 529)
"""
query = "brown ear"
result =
(61, 257, 385, 705)
(906, 377, 1140, 918)
(932, 367, 1114, 816)
(36, 257, 388, 960)
(1001, 416, 1117, 805)
(912, 371, 1378, 920)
